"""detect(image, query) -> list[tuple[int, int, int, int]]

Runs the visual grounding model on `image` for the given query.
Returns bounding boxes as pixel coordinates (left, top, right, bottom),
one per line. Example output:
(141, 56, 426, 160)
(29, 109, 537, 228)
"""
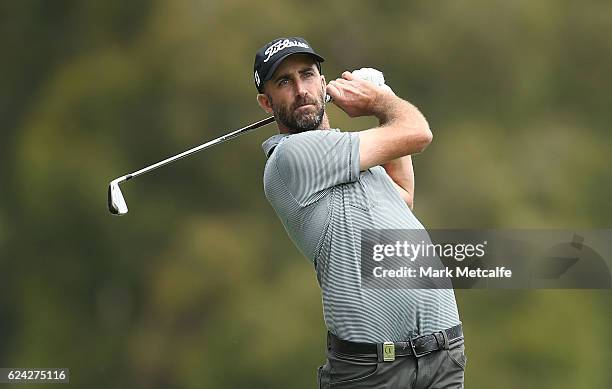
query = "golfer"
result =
(255, 37, 467, 388)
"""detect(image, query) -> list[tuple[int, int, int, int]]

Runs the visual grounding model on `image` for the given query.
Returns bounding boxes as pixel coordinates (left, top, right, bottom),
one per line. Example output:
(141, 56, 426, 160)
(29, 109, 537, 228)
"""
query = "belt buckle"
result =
(382, 342, 395, 362)
(409, 334, 433, 358)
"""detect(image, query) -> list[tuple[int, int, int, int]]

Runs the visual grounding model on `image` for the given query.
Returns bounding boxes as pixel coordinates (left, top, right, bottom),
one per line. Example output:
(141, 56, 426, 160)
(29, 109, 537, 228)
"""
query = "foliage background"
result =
(1, 1, 611, 388)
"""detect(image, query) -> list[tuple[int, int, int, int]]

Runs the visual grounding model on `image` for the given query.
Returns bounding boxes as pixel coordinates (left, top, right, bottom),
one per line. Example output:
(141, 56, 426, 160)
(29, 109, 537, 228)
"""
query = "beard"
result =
(268, 89, 325, 134)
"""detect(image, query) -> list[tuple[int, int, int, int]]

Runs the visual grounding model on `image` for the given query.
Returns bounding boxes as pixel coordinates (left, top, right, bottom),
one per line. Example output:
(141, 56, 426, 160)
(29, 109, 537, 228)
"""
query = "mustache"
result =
(291, 95, 320, 111)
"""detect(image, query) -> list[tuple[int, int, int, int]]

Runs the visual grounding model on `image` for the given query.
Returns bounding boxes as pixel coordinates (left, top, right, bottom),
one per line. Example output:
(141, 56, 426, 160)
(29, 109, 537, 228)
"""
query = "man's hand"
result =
(326, 71, 396, 118)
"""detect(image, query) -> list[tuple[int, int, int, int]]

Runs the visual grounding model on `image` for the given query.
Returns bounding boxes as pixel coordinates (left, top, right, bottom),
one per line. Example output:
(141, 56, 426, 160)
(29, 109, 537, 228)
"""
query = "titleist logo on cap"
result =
(264, 39, 310, 63)
(253, 36, 324, 92)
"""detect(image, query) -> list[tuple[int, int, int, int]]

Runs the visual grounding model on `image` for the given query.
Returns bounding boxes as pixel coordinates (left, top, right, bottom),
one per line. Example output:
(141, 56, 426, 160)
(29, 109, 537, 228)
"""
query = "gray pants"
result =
(317, 339, 466, 388)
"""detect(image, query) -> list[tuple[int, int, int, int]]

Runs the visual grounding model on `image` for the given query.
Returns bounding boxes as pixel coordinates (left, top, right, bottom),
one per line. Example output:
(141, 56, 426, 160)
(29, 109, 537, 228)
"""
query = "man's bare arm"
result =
(326, 72, 432, 172)
(326, 71, 429, 209)
(382, 156, 415, 209)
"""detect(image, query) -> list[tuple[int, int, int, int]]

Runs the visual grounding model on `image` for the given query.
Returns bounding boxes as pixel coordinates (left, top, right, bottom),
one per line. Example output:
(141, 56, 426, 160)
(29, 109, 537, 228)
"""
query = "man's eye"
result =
(278, 79, 289, 86)
(304, 71, 314, 77)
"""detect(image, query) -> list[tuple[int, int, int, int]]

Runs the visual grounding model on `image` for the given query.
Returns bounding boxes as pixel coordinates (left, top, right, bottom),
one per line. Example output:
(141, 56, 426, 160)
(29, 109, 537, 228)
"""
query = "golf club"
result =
(108, 116, 275, 215)
(108, 68, 386, 216)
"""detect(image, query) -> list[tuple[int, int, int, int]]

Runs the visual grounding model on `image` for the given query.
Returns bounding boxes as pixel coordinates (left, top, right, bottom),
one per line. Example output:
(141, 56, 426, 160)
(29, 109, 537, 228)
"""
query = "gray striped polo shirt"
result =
(262, 129, 460, 342)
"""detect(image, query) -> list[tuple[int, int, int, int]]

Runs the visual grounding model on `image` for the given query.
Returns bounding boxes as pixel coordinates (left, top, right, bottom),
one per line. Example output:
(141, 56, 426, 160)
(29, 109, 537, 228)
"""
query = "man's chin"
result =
(279, 105, 325, 133)
(294, 111, 324, 129)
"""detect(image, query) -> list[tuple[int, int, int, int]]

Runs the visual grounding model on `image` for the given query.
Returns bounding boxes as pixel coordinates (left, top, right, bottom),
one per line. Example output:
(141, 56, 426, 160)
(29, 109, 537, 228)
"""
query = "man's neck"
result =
(278, 114, 331, 134)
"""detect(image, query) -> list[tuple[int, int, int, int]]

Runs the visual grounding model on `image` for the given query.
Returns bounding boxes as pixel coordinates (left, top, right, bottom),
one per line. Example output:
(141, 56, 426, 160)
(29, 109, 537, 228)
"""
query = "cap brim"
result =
(261, 51, 325, 90)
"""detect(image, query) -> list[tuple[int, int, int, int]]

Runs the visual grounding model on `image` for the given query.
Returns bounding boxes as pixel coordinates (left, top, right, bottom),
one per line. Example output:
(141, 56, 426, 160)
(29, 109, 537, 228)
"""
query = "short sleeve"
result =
(273, 130, 360, 206)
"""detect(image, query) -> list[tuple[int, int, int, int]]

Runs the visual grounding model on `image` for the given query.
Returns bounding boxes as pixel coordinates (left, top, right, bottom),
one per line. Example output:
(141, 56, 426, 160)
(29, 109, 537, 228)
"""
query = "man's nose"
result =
(294, 79, 308, 97)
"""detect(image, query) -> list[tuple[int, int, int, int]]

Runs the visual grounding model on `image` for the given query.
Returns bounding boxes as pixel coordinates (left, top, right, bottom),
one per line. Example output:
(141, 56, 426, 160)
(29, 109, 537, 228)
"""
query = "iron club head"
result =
(108, 178, 128, 215)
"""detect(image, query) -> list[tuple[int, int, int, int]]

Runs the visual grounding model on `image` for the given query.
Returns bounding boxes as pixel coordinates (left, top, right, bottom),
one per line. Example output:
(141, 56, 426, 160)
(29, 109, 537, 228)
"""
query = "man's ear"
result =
(257, 93, 273, 114)
(321, 74, 327, 95)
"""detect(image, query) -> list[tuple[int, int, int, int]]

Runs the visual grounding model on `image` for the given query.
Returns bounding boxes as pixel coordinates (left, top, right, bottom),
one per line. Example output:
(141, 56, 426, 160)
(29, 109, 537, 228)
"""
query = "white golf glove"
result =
(325, 67, 393, 102)
(351, 67, 394, 93)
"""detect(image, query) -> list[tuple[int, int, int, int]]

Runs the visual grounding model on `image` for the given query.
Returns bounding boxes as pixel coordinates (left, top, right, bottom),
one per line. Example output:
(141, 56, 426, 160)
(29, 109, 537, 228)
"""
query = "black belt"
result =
(327, 324, 463, 362)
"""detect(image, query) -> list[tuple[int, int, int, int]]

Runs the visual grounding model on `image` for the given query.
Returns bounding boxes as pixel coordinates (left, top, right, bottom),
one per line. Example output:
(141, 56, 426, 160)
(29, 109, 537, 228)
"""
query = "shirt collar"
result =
(261, 128, 341, 158)
(262, 133, 291, 158)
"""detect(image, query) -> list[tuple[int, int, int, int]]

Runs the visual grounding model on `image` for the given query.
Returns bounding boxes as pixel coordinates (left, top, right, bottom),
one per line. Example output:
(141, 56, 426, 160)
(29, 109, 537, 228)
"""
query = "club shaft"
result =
(126, 116, 275, 180)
